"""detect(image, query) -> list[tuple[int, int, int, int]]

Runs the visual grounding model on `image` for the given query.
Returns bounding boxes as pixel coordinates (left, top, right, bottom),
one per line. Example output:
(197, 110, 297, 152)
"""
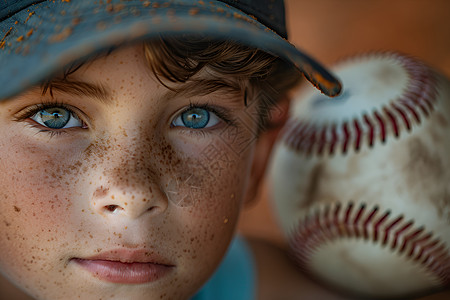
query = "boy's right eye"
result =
(14, 102, 88, 133)
(31, 107, 84, 129)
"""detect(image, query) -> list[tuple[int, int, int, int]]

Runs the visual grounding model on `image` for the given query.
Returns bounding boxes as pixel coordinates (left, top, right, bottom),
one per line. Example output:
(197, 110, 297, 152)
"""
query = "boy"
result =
(0, 0, 351, 299)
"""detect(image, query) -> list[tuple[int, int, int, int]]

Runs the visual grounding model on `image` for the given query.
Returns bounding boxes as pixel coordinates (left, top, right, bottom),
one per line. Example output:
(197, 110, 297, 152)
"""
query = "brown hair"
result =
(144, 35, 302, 132)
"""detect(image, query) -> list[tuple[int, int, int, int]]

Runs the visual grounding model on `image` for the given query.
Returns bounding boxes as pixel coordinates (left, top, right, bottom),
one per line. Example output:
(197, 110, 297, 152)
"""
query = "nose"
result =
(89, 139, 168, 220)
(92, 183, 167, 219)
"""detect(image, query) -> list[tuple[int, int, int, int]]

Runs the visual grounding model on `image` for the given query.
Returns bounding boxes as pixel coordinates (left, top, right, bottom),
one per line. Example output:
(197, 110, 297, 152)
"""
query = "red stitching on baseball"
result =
(306, 127, 317, 155)
(391, 103, 411, 131)
(329, 124, 338, 155)
(342, 122, 350, 153)
(374, 110, 386, 143)
(401, 227, 424, 252)
(352, 204, 365, 238)
(289, 202, 450, 287)
(363, 113, 375, 147)
(336, 204, 344, 237)
(282, 52, 438, 156)
(317, 125, 327, 155)
(373, 210, 390, 241)
(383, 215, 403, 245)
(296, 122, 309, 151)
(392, 221, 413, 249)
(398, 99, 421, 123)
(383, 106, 400, 137)
(353, 119, 362, 151)
(363, 205, 378, 239)
(343, 202, 353, 236)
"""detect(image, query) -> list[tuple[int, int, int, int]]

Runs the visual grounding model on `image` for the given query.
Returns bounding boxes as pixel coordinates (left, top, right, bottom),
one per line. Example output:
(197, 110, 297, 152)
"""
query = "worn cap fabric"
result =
(0, 0, 342, 100)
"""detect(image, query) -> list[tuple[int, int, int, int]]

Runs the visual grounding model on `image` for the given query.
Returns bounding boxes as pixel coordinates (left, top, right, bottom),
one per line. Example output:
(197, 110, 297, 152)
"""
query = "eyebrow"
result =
(40, 79, 112, 104)
(39, 77, 245, 106)
(162, 78, 245, 104)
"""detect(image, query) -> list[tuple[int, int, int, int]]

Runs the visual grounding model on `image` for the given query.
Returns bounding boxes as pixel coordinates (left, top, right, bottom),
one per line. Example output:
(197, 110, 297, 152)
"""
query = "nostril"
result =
(105, 205, 122, 213)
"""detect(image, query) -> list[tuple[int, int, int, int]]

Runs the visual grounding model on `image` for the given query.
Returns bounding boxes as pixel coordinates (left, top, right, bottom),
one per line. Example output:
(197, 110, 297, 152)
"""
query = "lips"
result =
(72, 248, 174, 284)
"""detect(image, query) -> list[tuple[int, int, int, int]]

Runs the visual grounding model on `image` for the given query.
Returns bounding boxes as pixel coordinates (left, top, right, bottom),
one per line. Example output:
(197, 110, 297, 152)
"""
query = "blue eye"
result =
(31, 107, 83, 129)
(172, 107, 220, 129)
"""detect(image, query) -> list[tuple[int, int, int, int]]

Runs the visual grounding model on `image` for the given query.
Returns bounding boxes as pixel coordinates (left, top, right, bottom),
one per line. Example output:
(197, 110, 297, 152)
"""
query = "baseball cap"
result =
(0, 0, 342, 100)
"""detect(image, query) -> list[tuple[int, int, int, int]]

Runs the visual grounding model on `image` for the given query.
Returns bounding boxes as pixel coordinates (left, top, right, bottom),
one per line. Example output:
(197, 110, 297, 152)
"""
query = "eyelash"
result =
(13, 101, 86, 136)
(14, 101, 237, 137)
(177, 102, 237, 129)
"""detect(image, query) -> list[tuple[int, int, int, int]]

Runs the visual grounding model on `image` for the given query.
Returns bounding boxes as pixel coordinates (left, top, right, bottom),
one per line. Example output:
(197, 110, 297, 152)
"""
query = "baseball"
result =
(268, 52, 450, 298)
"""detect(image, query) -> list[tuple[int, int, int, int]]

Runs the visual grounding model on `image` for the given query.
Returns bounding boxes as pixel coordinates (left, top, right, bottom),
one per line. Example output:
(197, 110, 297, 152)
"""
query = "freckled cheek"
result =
(173, 150, 252, 265)
(172, 174, 245, 288)
(176, 150, 250, 219)
(0, 162, 77, 286)
(0, 148, 83, 232)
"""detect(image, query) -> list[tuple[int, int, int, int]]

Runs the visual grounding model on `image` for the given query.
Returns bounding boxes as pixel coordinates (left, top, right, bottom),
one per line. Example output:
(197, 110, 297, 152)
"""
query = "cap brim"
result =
(0, 0, 342, 100)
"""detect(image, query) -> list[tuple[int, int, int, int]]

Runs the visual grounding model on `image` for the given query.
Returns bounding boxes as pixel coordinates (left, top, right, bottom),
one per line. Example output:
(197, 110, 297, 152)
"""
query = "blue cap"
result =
(0, 0, 342, 100)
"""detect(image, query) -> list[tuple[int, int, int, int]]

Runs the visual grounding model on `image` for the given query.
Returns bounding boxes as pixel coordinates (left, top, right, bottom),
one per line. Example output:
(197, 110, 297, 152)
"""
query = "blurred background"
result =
(238, 0, 450, 246)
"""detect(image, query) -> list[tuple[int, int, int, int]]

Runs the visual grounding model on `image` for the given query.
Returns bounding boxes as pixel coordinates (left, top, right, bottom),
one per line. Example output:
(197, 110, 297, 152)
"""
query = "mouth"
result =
(71, 248, 175, 284)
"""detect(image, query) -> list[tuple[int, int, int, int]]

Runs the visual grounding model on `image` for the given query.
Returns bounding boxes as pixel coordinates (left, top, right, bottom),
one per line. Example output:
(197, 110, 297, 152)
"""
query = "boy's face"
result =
(0, 44, 263, 299)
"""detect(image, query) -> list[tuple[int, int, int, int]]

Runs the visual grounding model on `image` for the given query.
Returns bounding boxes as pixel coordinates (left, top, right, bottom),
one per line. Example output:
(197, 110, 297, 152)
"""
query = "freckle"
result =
(93, 186, 109, 198)
(124, 202, 128, 206)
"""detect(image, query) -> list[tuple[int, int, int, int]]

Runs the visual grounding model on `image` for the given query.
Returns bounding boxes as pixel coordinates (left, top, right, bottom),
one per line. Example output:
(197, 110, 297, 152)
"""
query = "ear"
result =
(243, 95, 290, 206)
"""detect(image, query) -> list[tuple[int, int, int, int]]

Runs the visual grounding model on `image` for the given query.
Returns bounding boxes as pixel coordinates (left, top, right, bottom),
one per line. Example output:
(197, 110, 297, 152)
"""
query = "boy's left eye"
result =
(172, 107, 221, 129)
(31, 107, 84, 129)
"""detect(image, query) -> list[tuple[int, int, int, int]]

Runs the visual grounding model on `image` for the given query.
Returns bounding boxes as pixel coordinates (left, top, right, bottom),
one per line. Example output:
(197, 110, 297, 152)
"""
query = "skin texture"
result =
(0, 43, 262, 300)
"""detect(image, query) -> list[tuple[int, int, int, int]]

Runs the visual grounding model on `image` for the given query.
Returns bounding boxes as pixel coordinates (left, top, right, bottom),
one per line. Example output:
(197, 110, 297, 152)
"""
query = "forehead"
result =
(39, 43, 246, 106)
